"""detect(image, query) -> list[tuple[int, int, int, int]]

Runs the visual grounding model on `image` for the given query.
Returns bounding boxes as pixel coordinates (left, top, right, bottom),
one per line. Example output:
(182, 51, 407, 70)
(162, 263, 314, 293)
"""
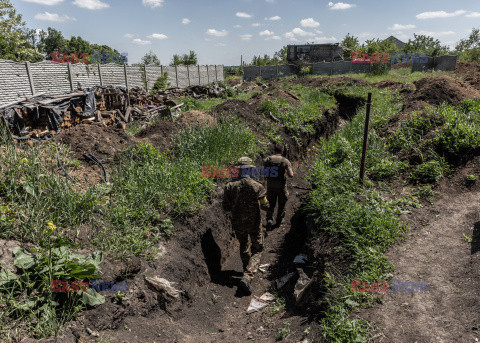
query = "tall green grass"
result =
(306, 89, 407, 342)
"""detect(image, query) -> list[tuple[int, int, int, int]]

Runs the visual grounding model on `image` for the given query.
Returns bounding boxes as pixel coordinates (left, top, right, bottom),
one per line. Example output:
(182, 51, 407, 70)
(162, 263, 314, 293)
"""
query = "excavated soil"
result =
(455, 61, 480, 90)
(291, 75, 370, 88)
(176, 110, 215, 127)
(410, 75, 480, 106)
(55, 124, 136, 162)
(134, 120, 181, 151)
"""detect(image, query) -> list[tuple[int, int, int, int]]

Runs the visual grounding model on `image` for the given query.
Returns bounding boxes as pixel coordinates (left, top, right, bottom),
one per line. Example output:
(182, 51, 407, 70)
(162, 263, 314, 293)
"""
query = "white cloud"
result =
(285, 27, 315, 41)
(259, 30, 274, 36)
(466, 12, 480, 18)
(34, 12, 76, 22)
(315, 29, 323, 34)
(252, 23, 261, 27)
(388, 24, 416, 30)
(236, 12, 252, 18)
(416, 10, 466, 19)
(328, 2, 356, 10)
(147, 33, 168, 40)
(142, 0, 165, 8)
(124, 33, 135, 38)
(206, 29, 228, 37)
(133, 38, 151, 45)
(300, 18, 319, 28)
(313, 36, 337, 43)
(240, 34, 253, 41)
(21, 0, 64, 5)
(271, 35, 281, 40)
(358, 32, 373, 38)
(72, 0, 109, 10)
(215, 43, 226, 47)
(267, 15, 281, 21)
(417, 30, 455, 37)
(182, 18, 191, 25)
(234, 25, 242, 28)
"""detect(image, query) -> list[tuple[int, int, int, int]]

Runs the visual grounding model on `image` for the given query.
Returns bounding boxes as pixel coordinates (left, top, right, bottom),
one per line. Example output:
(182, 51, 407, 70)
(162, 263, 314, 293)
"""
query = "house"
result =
(286, 44, 345, 63)
(384, 36, 405, 50)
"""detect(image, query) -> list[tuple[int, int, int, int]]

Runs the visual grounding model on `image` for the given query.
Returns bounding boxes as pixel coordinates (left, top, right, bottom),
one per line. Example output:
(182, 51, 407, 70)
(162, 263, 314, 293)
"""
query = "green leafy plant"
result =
(276, 322, 291, 340)
(410, 159, 448, 183)
(153, 72, 170, 92)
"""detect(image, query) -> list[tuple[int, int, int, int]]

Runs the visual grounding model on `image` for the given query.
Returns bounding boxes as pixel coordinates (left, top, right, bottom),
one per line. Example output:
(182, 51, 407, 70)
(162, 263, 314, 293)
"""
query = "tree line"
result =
(249, 29, 480, 66)
(0, 0, 199, 65)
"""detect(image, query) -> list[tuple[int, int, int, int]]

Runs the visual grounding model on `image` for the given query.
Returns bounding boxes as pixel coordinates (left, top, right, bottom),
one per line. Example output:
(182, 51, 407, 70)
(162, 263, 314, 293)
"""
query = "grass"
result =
(336, 67, 454, 84)
(258, 86, 336, 139)
(305, 88, 408, 342)
(181, 91, 256, 112)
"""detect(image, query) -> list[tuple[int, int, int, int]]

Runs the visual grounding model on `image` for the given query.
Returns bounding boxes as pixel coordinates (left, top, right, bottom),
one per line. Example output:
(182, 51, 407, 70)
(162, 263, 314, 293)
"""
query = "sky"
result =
(10, 0, 480, 65)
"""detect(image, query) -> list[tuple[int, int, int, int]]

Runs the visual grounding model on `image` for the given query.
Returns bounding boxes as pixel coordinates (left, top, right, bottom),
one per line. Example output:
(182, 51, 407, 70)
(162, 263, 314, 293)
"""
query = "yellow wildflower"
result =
(20, 158, 28, 163)
(46, 221, 57, 231)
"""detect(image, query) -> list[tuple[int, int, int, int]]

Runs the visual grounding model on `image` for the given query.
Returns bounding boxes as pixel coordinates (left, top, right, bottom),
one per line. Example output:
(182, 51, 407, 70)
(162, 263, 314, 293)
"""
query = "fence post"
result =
(175, 65, 179, 87)
(206, 65, 210, 84)
(198, 65, 201, 85)
(276, 64, 279, 79)
(124, 64, 128, 89)
(187, 65, 191, 87)
(259, 66, 262, 79)
(215, 65, 218, 81)
(359, 92, 373, 184)
(330, 61, 333, 76)
(67, 62, 74, 91)
(25, 62, 35, 95)
(143, 64, 148, 90)
(98, 64, 103, 86)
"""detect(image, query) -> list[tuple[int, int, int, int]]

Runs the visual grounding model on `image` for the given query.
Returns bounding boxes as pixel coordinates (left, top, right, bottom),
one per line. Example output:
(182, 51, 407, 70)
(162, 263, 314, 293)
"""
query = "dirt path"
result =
(94, 161, 316, 343)
(358, 165, 480, 342)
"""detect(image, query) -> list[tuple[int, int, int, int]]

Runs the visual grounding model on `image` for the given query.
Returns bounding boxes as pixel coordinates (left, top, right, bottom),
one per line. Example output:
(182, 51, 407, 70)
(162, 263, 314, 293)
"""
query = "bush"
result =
(410, 159, 448, 183)
(153, 72, 170, 91)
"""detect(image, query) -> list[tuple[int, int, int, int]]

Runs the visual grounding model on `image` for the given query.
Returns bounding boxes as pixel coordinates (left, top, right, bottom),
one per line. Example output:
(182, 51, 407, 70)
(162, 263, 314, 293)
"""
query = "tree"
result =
(170, 50, 198, 65)
(141, 50, 160, 65)
(41, 27, 68, 59)
(341, 33, 359, 58)
(456, 28, 480, 62)
(403, 34, 449, 56)
(273, 46, 287, 63)
(0, 0, 43, 61)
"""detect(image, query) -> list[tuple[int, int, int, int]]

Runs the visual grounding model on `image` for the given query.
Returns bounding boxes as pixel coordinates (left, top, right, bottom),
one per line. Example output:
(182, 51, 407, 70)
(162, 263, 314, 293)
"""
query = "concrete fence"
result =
(0, 59, 224, 106)
(243, 55, 458, 81)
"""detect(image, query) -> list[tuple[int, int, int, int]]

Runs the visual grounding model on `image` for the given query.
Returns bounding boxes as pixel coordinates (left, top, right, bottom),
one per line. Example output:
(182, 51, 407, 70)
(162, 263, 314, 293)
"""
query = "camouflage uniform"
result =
(263, 155, 292, 225)
(223, 175, 267, 280)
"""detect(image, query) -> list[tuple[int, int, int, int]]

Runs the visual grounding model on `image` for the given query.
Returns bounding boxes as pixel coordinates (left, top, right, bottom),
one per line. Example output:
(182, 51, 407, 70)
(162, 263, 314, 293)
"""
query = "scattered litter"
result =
(86, 327, 99, 337)
(276, 271, 296, 289)
(258, 264, 270, 273)
(258, 292, 276, 302)
(293, 254, 308, 264)
(246, 292, 276, 314)
(294, 268, 314, 304)
(145, 276, 181, 299)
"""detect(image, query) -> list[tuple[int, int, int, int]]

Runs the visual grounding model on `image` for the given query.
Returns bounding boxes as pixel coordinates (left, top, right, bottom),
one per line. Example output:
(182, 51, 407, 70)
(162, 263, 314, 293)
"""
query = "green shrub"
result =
(153, 72, 170, 91)
(368, 159, 408, 180)
(410, 159, 448, 183)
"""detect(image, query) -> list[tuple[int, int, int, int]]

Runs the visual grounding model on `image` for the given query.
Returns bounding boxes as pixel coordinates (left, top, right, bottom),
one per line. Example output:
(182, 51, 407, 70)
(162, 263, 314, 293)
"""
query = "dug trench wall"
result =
(0, 59, 224, 106)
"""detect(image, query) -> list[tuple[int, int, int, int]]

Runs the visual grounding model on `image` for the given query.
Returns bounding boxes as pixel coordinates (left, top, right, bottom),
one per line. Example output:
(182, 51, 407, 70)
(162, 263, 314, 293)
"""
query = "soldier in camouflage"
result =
(223, 156, 269, 295)
(263, 143, 294, 230)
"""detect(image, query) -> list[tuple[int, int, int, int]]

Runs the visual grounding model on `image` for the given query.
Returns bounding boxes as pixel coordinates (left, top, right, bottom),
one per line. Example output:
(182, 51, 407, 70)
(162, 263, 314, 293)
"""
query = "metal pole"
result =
(359, 93, 373, 184)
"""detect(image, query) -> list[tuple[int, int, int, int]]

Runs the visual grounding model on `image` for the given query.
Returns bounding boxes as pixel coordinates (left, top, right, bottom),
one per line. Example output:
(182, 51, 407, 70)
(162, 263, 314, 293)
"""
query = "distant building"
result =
(384, 36, 405, 50)
(287, 44, 345, 63)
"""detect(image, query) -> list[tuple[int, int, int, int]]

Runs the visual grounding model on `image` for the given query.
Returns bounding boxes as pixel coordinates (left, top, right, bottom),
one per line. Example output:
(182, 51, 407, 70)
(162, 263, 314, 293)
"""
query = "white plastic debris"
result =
(259, 292, 276, 302)
(276, 272, 296, 289)
(293, 254, 308, 264)
(294, 268, 314, 304)
(258, 264, 270, 273)
(246, 292, 276, 314)
(145, 276, 181, 299)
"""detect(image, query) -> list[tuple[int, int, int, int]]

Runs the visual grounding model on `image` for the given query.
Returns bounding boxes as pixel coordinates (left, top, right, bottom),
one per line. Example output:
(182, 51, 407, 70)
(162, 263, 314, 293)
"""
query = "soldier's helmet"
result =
(237, 156, 253, 166)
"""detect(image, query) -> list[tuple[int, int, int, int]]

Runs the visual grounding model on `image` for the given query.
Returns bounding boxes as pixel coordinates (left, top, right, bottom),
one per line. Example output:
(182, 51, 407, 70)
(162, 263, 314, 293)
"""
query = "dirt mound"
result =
(375, 80, 415, 92)
(226, 78, 242, 87)
(176, 110, 215, 127)
(455, 61, 480, 90)
(412, 75, 480, 105)
(135, 120, 181, 151)
(55, 124, 135, 162)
